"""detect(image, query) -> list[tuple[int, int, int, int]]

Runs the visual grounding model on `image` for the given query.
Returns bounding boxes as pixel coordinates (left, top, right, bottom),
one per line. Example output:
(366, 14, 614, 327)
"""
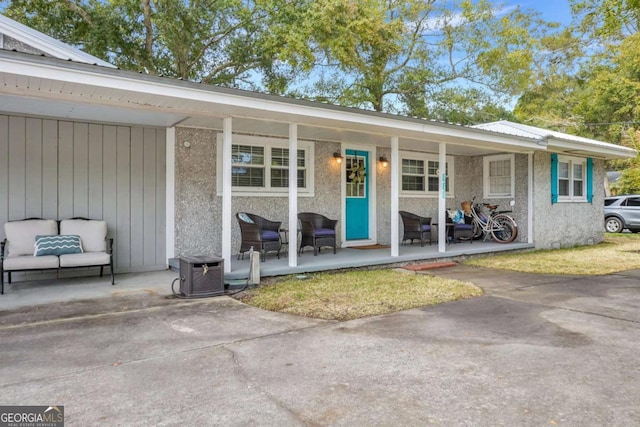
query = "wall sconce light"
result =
(333, 151, 344, 164)
(379, 155, 389, 168)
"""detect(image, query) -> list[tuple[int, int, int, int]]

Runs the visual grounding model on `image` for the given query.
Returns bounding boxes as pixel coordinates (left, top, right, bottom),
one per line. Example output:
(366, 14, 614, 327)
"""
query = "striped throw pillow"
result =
(34, 235, 84, 256)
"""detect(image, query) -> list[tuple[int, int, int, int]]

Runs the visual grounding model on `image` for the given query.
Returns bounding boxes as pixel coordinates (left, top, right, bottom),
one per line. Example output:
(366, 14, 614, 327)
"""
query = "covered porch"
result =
(0, 49, 549, 281)
(226, 240, 534, 280)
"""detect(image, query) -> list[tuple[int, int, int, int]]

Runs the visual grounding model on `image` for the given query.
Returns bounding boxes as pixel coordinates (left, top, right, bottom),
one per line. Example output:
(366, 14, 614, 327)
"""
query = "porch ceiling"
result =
(0, 50, 544, 157)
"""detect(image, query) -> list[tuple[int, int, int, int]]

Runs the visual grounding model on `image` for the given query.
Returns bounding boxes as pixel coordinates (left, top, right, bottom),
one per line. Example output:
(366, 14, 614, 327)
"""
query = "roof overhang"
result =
(547, 137, 636, 160)
(473, 120, 636, 160)
(0, 50, 561, 157)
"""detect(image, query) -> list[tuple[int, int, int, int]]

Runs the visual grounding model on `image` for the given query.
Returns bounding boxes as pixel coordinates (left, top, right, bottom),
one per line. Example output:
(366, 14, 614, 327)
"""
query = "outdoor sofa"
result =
(1, 218, 114, 294)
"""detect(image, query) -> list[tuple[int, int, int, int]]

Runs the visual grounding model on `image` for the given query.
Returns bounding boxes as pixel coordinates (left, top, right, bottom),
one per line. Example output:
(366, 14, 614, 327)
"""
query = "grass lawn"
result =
(237, 269, 482, 321)
(465, 233, 640, 275)
(238, 234, 640, 320)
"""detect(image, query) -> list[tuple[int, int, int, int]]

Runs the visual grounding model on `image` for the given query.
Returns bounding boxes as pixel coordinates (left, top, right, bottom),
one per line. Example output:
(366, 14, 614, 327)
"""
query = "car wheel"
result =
(605, 217, 623, 233)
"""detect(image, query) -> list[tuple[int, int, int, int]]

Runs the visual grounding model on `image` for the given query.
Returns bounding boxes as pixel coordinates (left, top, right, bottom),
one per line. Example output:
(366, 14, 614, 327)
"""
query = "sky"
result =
(511, 0, 573, 26)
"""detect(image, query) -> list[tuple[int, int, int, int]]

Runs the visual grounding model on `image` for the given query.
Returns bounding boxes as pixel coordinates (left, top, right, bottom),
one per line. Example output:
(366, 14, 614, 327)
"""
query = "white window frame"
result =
(216, 134, 314, 197)
(483, 154, 515, 198)
(399, 152, 454, 198)
(557, 155, 587, 202)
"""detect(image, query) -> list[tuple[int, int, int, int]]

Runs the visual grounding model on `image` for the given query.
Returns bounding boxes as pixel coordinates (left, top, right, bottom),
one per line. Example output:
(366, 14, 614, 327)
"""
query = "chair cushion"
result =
(238, 213, 254, 224)
(34, 235, 83, 256)
(315, 228, 335, 237)
(3, 255, 59, 270)
(261, 230, 280, 241)
(454, 224, 473, 230)
(59, 219, 107, 252)
(421, 225, 432, 232)
(4, 219, 58, 256)
(59, 252, 111, 267)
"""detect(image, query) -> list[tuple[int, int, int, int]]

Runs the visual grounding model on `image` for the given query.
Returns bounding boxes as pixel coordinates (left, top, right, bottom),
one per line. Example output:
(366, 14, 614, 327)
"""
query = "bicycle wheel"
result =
(471, 220, 483, 240)
(491, 214, 518, 243)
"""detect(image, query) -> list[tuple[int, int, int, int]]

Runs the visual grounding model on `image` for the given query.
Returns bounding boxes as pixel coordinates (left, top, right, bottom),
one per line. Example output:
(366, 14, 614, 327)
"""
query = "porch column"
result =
(288, 123, 299, 265)
(390, 136, 400, 257)
(221, 117, 233, 273)
(528, 152, 534, 244)
(438, 143, 447, 253)
(165, 126, 176, 262)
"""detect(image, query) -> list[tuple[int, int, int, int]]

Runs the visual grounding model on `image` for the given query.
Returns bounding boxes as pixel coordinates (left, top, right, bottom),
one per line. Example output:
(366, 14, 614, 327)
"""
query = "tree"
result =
(1, 0, 285, 89)
(259, 0, 549, 115)
(516, 0, 640, 186)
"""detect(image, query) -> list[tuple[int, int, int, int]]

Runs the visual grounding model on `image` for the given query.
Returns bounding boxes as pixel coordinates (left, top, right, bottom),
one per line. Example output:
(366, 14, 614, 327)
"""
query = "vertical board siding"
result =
(116, 126, 132, 270)
(129, 127, 144, 267)
(143, 128, 157, 266)
(41, 120, 58, 220)
(73, 122, 89, 218)
(0, 116, 8, 240)
(25, 118, 43, 218)
(102, 125, 118, 257)
(58, 122, 74, 219)
(0, 115, 166, 272)
(88, 124, 104, 219)
(8, 116, 26, 220)
(155, 130, 167, 266)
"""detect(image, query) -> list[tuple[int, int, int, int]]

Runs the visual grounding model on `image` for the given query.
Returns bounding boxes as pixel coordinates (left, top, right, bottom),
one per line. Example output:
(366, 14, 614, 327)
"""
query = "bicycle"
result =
(466, 197, 518, 244)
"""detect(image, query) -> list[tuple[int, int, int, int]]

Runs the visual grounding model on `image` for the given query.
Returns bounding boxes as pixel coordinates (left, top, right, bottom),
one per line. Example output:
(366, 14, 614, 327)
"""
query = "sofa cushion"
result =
(34, 235, 83, 256)
(3, 255, 59, 270)
(59, 252, 111, 268)
(4, 219, 58, 257)
(59, 219, 107, 252)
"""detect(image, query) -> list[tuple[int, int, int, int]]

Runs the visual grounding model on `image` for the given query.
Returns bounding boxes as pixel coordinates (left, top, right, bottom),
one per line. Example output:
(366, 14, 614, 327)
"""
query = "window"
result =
(624, 197, 640, 207)
(483, 154, 514, 198)
(217, 134, 314, 196)
(400, 153, 453, 197)
(551, 154, 592, 203)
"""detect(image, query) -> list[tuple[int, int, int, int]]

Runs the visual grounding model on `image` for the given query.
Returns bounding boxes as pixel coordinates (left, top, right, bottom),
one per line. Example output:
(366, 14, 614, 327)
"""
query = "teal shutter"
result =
(551, 153, 558, 204)
(587, 157, 593, 203)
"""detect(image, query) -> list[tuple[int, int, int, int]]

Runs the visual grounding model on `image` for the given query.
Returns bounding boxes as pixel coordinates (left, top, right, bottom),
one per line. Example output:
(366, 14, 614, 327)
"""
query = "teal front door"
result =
(345, 150, 369, 240)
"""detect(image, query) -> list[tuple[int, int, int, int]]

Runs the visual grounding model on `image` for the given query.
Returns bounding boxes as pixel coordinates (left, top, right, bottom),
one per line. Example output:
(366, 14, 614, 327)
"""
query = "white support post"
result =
(288, 123, 298, 265)
(165, 127, 176, 262)
(222, 118, 233, 273)
(528, 152, 534, 244)
(390, 136, 400, 257)
(438, 143, 447, 253)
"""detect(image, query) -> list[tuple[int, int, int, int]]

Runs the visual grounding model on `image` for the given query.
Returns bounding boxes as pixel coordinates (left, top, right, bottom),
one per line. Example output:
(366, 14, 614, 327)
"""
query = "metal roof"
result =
(0, 13, 115, 68)
(473, 120, 636, 159)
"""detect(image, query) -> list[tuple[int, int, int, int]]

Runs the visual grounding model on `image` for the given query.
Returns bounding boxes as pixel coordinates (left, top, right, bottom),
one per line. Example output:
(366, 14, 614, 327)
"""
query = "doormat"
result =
(352, 244, 391, 250)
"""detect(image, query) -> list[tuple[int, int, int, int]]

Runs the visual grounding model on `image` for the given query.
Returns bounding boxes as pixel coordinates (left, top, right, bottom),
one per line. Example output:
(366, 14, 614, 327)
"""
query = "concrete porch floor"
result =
(227, 240, 534, 279)
(0, 240, 532, 311)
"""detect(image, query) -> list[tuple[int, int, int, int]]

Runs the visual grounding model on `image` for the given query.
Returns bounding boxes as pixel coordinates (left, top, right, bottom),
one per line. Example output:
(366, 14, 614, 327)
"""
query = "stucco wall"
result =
(174, 127, 220, 257)
(174, 127, 342, 257)
(532, 152, 604, 248)
(390, 153, 529, 244)
(176, 127, 568, 255)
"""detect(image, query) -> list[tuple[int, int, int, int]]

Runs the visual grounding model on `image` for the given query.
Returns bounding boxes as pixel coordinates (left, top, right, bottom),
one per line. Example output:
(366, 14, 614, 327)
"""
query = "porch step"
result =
(402, 261, 457, 272)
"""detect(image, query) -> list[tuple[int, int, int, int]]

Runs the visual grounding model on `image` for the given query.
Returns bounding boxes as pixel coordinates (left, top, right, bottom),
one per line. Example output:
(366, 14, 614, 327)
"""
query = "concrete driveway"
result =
(1, 265, 640, 426)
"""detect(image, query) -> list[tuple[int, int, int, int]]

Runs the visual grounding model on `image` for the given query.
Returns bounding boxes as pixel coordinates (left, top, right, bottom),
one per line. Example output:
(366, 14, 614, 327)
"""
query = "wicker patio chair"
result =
(236, 212, 282, 261)
(399, 211, 433, 246)
(298, 212, 338, 256)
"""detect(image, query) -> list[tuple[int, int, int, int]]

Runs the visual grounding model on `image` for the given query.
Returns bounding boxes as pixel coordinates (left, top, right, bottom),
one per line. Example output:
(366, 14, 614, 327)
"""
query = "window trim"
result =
(556, 155, 588, 203)
(399, 152, 454, 198)
(216, 134, 315, 197)
(483, 154, 515, 198)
